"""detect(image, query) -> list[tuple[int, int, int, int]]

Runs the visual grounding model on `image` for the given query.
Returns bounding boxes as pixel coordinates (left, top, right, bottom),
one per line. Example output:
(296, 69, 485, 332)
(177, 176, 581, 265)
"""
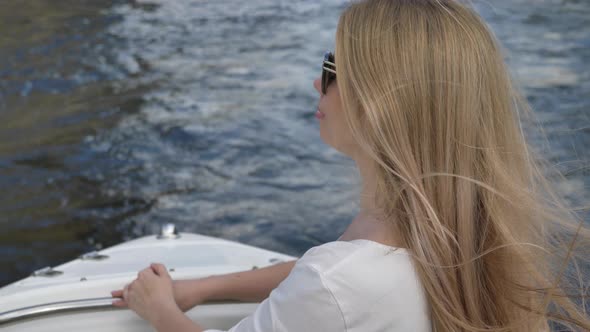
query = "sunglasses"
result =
(321, 51, 336, 95)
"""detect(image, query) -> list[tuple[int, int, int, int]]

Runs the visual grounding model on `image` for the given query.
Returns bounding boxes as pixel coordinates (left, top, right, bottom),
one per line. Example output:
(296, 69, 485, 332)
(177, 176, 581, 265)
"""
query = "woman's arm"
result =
(175, 260, 297, 310)
(112, 261, 298, 331)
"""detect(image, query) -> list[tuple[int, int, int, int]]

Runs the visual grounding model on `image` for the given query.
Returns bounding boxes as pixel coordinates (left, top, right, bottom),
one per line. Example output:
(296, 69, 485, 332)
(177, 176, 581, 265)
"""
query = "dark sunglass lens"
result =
(321, 51, 335, 95)
(321, 69, 327, 94)
(322, 71, 335, 95)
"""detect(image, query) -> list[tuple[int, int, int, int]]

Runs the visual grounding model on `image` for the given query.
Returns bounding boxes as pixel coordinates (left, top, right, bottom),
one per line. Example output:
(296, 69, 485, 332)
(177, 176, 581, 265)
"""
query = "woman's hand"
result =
(111, 263, 180, 326)
(112, 275, 210, 313)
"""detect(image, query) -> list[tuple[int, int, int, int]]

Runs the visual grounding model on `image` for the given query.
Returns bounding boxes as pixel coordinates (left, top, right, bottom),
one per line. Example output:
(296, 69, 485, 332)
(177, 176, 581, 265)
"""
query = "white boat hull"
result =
(0, 230, 297, 331)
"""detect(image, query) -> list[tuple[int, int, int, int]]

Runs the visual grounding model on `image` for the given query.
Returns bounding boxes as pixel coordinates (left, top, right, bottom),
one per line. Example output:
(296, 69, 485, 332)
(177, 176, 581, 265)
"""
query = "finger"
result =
(123, 283, 130, 300)
(151, 263, 170, 278)
(111, 290, 123, 298)
(112, 299, 128, 308)
(138, 266, 152, 279)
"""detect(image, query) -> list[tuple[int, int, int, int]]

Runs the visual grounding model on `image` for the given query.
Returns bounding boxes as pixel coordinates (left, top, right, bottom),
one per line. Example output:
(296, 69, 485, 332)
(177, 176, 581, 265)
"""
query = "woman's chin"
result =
(319, 130, 332, 148)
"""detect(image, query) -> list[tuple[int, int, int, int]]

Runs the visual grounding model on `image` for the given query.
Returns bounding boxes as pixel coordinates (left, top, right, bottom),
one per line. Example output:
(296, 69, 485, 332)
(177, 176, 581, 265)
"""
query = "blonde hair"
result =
(334, 0, 590, 331)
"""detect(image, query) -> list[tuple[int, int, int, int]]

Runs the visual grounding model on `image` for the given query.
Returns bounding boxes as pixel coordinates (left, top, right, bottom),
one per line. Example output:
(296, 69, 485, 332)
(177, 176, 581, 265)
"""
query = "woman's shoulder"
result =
(291, 240, 430, 331)
(298, 239, 413, 275)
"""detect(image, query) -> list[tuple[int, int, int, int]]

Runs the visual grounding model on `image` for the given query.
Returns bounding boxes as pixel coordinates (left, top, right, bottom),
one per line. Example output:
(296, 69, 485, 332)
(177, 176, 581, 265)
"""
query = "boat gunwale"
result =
(0, 296, 244, 326)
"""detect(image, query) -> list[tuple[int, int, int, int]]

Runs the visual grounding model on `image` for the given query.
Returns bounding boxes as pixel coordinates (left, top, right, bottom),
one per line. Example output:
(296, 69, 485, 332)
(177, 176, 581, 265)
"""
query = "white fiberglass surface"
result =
(0, 303, 259, 332)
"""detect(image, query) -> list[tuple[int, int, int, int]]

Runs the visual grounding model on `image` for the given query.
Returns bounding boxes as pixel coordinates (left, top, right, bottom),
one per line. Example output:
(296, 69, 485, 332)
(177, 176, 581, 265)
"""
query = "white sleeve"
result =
(203, 259, 346, 332)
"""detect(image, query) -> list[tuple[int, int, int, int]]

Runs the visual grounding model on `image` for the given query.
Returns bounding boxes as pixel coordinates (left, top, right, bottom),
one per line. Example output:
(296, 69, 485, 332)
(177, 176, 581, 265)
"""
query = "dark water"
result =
(0, 0, 588, 287)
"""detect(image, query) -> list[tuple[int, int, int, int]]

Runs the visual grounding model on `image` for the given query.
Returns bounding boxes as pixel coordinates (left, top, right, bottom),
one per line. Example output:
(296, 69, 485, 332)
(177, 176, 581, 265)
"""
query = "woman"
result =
(111, 0, 590, 331)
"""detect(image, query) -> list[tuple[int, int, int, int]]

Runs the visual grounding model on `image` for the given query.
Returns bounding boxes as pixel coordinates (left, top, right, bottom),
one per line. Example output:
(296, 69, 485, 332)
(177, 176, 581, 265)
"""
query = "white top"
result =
(205, 239, 431, 332)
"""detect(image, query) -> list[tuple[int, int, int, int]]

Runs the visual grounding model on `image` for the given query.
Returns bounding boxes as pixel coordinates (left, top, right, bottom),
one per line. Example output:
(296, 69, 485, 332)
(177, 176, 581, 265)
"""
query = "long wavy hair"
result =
(334, 0, 590, 330)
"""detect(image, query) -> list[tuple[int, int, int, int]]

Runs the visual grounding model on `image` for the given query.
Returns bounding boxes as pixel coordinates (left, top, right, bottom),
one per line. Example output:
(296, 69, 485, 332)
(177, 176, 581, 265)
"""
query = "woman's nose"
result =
(313, 77, 321, 94)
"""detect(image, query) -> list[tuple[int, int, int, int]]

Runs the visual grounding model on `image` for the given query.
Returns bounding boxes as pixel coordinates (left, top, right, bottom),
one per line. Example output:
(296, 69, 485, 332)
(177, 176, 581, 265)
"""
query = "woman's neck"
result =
(340, 152, 404, 248)
(339, 209, 403, 248)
